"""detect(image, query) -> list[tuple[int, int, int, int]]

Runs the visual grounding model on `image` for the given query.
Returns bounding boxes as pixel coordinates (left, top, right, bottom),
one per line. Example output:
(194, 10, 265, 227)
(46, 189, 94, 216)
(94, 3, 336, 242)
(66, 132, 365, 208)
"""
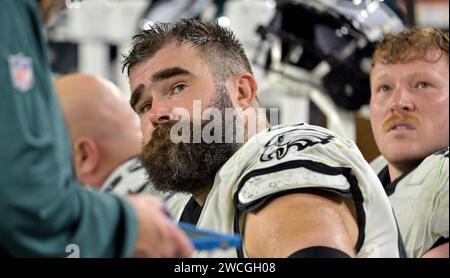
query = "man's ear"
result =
(230, 73, 258, 110)
(72, 137, 100, 180)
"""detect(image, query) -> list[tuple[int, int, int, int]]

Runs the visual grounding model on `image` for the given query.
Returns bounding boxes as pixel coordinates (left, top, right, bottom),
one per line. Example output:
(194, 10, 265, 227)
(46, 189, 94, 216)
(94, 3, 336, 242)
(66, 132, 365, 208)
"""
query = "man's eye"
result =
(139, 102, 152, 114)
(172, 84, 187, 95)
(416, 81, 430, 89)
(378, 85, 391, 93)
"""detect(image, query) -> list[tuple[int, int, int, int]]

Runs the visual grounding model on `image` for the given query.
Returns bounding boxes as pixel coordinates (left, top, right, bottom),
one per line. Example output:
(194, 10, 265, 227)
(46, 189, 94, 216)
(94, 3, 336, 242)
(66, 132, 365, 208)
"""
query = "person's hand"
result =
(127, 195, 194, 258)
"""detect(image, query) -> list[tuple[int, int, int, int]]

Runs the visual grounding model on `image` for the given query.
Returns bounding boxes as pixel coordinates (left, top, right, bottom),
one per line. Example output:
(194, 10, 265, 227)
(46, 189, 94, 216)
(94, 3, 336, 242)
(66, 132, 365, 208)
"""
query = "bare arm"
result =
(244, 192, 359, 258)
(422, 242, 449, 258)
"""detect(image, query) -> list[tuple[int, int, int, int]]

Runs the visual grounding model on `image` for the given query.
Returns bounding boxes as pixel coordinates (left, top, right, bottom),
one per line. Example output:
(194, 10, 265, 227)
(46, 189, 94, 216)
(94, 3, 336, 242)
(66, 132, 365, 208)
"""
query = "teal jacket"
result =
(0, 0, 138, 257)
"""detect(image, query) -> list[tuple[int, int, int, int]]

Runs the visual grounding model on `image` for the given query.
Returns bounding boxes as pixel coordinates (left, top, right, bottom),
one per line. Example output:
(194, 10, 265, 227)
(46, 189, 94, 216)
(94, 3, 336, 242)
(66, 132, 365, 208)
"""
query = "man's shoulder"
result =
(393, 146, 449, 194)
(227, 123, 364, 210)
(415, 146, 449, 173)
(241, 122, 340, 155)
(432, 146, 449, 158)
(255, 123, 337, 142)
(232, 122, 357, 170)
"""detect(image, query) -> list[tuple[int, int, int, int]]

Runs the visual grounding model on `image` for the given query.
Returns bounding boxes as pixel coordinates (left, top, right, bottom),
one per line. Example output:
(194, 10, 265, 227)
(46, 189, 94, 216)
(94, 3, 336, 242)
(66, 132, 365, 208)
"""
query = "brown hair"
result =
(122, 19, 253, 82)
(373, 26, 449, 64)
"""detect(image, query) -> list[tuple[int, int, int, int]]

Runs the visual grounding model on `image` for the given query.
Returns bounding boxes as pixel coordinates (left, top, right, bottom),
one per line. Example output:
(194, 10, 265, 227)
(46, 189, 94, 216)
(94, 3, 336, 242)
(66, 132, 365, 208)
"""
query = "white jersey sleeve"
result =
(230, 123, 404, 257)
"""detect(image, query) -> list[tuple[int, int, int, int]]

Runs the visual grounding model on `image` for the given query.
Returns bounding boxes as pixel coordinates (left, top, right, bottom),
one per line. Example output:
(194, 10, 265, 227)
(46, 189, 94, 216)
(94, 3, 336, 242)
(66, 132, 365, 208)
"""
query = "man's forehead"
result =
(371, 59, 449, 82)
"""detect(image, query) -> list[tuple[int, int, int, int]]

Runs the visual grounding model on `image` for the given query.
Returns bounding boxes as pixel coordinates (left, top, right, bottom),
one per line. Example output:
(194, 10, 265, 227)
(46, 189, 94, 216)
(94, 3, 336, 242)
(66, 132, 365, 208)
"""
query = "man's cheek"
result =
(142, 127, 154, 144)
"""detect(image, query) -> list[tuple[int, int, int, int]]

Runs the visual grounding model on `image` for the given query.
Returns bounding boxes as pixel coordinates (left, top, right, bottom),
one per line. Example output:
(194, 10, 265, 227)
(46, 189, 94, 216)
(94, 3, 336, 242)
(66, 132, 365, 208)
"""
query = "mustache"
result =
(151, 122, 177, 140)
(382, 114, 420, 131)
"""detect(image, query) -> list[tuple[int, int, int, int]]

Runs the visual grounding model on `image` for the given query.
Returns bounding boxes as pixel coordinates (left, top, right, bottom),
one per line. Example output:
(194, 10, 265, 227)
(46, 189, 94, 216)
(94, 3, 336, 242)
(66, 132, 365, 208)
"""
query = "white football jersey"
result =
(375, 147, 449, 258)
(176, 123, 405, 258)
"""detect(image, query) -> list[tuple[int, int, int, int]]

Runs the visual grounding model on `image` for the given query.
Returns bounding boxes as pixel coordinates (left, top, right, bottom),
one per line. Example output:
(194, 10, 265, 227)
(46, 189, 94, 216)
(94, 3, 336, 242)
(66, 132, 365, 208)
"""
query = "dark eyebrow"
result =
(130, 84, 144, 111)
(151, 67, 192, 82)
(130, 67, 192, 111)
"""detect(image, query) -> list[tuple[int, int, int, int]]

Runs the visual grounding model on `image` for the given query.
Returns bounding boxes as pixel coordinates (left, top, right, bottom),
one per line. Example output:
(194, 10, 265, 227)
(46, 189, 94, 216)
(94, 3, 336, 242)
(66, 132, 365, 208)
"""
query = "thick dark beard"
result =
(141, 85, 242, 196)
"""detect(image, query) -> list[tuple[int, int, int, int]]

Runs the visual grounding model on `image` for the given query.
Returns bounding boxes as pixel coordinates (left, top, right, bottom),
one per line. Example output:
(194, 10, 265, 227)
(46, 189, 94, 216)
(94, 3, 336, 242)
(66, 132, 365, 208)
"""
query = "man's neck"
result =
(193, 192, 209, 207)
(192, 182, 214, 206)
(387, 160, 421, 182)
(387, 165, 403, 182)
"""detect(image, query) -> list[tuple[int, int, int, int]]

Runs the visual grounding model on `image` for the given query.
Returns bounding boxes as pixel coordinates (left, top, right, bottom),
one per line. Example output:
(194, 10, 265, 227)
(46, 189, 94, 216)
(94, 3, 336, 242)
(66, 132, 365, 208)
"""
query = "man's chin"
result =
(142, 139, 239, 196)
(385, 147, 427, 166)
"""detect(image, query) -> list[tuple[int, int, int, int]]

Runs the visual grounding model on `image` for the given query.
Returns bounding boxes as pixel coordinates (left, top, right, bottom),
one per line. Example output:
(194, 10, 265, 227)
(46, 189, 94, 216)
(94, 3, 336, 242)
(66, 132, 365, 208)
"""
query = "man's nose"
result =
(390, 86, 415, 112)
(148, 99, 172, 126)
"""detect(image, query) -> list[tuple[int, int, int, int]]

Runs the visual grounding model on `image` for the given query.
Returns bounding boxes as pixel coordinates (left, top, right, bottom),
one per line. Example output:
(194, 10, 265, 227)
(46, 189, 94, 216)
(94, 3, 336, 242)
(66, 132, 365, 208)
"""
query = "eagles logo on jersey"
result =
(260, 124, 334, 162)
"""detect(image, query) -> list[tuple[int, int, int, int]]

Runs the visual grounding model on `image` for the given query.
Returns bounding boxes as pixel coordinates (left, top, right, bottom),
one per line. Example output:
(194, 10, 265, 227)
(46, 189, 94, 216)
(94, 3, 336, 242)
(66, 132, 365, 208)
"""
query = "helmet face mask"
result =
(257, 0, 404, 111)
